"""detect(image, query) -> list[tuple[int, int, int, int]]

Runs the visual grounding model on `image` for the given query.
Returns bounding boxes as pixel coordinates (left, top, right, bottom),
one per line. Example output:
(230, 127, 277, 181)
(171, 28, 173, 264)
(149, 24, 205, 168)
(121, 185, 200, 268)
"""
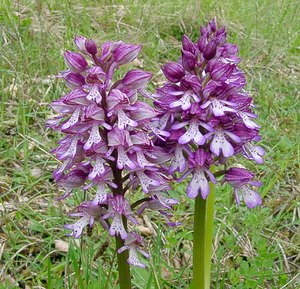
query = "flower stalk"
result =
(116, 235, 132, 289)
(192, 182, 214, 289)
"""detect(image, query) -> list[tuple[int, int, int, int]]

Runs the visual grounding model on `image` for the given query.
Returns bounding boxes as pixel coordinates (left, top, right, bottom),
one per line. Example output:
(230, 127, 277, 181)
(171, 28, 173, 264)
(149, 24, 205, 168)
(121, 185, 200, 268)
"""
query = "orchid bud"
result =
(121, 69, 153, 89)
(74, 35, 87, 52)
(216, 27, 227, 45)
(197, 34, 208, 52)
(203, 40, 217, 60)
(208, 18, 217, 32)
(181, 49, 196, 71)
(113, 43, 141, 65)
(64, 51, 88, 72)
(85, 39, 98, 55)
(62, 71, 85, 88)
(182, 35, 196, 53)
(162, 62, 185, 83)
(200, 25, 208, 36)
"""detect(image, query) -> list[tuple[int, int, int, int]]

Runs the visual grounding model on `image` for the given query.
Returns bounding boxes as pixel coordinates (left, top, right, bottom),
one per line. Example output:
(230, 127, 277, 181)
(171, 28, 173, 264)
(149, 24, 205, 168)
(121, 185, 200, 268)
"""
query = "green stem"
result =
(192, 182, 215, 289)
(115, 216, 131, 289)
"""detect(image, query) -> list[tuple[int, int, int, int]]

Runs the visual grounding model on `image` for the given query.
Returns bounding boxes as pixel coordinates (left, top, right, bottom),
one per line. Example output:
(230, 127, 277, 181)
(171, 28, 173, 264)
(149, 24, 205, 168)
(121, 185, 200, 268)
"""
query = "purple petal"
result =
(64, 51, 88, 73)
(162, 62, 185, 83)
(121, 69, 152, 89)
(113, 43, 141, 66)
(109, 213, 128, 239)
(241, 186, 262, 208)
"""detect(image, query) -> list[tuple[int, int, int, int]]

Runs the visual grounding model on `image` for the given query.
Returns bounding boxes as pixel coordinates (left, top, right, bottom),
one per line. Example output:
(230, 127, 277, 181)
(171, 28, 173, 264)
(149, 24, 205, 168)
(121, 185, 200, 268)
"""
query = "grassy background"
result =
(0, 0, 299, 288)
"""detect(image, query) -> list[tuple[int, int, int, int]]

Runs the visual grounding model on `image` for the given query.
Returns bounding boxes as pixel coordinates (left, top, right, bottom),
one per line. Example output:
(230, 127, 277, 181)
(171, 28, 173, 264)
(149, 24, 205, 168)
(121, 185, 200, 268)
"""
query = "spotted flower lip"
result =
(102, 195, 138, 240)
(225, 168, 262, 208)
(117, 232, 150, 268)
(64, 201, 107, 238)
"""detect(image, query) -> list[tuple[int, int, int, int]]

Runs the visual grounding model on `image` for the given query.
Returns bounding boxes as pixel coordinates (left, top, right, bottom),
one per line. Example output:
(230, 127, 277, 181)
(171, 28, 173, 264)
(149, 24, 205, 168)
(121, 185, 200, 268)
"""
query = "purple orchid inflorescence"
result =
(48, 37, 179, 268)
(152, 18, 265, 208)
(49, 18, 265, 269)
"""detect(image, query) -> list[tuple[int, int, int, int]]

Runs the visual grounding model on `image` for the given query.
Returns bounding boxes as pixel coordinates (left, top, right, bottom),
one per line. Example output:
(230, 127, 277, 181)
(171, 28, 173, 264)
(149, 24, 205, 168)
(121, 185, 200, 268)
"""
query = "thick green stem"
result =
(116, 235, 132, 289)
(192, 182, 215, 289)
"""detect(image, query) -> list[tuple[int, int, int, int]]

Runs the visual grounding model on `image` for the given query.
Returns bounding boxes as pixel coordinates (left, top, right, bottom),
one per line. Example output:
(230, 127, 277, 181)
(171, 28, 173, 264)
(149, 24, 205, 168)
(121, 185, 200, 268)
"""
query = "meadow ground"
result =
(0, 0, 299, 288)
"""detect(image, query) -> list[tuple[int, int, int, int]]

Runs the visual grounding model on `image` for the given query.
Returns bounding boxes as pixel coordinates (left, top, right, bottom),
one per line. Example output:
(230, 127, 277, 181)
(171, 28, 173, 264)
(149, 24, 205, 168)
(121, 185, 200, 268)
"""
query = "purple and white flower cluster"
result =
(48, 18, 265, 268)
(48, 37, 179, 268)
(153, 18, 265, 208)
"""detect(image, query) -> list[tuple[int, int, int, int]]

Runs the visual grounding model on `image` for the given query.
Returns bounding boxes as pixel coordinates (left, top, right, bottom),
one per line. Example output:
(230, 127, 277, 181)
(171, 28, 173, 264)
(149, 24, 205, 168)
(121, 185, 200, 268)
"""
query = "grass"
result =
(0, 0, 299, 288)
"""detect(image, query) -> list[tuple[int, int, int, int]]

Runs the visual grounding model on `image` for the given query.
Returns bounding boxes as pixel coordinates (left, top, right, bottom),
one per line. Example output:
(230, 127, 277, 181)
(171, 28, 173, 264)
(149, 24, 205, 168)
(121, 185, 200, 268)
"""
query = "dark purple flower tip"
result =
(161, 62, 185, 83)
(208, 18, 217, 33)
(85, 39, 98, 55)
(197, 34, 208, 52)
(64, 51, 88, 73)
(113, 43, 142, 65)
(182, 35, 196, 53)
(203, 40, 217, 60)
(225, 167, 254, 188)
(121, 69, 152, 89)
(61, 71, 85, 89)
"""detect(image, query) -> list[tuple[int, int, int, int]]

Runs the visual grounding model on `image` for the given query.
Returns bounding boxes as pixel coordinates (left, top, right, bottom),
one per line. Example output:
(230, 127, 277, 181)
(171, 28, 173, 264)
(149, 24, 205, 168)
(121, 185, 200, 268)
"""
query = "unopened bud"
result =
(113, 43, 141, 66)
(162, 62, 185, 83)
(85, 39, 98, 55)
(64, 51, 88, 73)
(203, 40, 217, 60)
(121, 69, 152, 89)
